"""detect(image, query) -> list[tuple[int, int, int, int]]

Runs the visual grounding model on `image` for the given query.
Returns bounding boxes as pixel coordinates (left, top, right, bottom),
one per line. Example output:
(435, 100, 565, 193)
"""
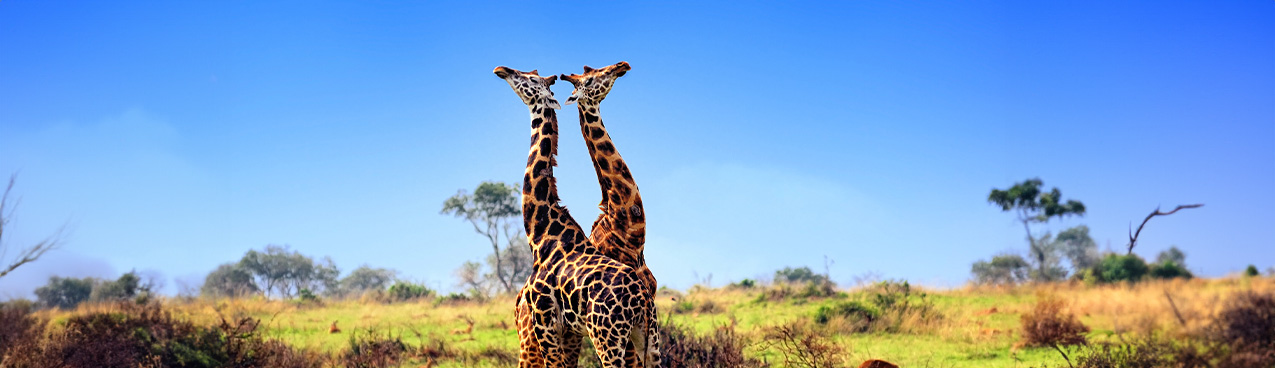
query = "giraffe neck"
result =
(576, 101, 647, 266)
(523, 103, 559, 237)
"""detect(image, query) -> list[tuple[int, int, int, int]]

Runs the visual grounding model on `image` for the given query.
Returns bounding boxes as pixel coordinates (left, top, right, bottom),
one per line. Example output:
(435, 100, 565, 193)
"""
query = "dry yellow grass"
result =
(26, 276, 1274, 367)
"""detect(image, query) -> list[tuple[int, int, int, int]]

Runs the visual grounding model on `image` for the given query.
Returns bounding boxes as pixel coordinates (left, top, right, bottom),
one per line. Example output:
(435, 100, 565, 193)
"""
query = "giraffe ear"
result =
(565, 93, 578, 105)
(528, 70, 539, 76)
(582, 65, 594, 73)
(542, 75, 557, 86)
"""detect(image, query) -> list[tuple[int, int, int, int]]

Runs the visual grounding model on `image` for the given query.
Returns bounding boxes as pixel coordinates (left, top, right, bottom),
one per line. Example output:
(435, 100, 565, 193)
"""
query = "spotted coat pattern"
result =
(494, 66, 660, 368)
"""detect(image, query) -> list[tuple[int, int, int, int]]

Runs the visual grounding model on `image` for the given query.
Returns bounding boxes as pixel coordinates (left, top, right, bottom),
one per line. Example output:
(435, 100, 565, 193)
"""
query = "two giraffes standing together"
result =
(494, 62, 660, 368)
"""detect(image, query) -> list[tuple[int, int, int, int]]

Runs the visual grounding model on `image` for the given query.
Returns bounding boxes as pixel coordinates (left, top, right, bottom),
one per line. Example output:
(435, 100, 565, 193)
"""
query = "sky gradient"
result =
(1, 1, 1273, 298)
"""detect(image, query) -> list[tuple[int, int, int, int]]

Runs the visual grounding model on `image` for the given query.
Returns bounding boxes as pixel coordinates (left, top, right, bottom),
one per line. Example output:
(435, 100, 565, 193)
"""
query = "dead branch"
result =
(1127, 204, 1203, 254)
(0, 174, 65, 279)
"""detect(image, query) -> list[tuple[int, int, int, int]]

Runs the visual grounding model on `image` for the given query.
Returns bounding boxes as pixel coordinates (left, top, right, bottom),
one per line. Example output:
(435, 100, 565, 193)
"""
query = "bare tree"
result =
(1127, 204, 1203, 254)
(0, 174, 64, 279)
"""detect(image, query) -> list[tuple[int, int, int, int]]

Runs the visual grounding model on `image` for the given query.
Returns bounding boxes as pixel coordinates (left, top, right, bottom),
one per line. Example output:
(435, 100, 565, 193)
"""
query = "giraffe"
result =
(494, 66, 660, 368)
(558, 61, 655, 297)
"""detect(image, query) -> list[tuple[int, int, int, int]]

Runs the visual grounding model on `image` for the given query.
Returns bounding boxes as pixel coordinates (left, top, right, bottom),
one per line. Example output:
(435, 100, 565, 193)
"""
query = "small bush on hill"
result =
(1244, 265, 1261, 277)
(775, 266, 829, 285)
(814, 301, 879, 332)
(729, 278, 756, 289)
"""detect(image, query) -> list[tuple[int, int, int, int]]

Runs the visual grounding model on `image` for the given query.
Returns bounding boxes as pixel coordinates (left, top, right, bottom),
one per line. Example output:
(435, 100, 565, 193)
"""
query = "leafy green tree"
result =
(988, 178, 1086, 282)
(34, 276, 96, 309)
(237, 245, 338, 299)
(201, 263, 258, 298)
(1148, 246, 1192, 280)
(1054, 225, 1099, 271)
(1155, 246, 1186, 266)
(90, 271, 141, 302)
(971, 254, 1031, 285)
(774, 266, 830, 285)
(442, 181, 524, 293)
(1245, 265, 1260, 277)
(333, 265, 398, 297)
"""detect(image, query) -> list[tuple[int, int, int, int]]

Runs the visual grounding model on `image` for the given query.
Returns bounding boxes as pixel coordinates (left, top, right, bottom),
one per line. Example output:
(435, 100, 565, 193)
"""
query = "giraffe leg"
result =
(589, 320, 632, 368)
(517, 287, 548, 368)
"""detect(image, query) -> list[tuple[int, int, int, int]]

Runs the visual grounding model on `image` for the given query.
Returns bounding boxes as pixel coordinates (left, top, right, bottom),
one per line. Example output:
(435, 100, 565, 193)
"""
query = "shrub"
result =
(386, 282, 432, 302)
(729, 278, 756, 289)
(340, 332, 407, 368)
(1021, 295, 1089, 348)
(762, 320, 844, 368)
(814, 301, 878, 332)
(636, 319, 760, 368)
(1094, 254, 1148, 283)
(297, 288, 322, 305)
(0, 303, 42, 359)
(1148, 260, 1193, 280)
(774, 266, 829, 285)
(1244, 265, 1261, 277)
(4, 301, 325, 367)
(1212, 291, 1275, 352)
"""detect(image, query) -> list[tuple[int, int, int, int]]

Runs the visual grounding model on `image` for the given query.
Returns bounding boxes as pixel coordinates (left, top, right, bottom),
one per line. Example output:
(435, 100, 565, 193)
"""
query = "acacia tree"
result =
(988, 178, 1086, 282)
(238, 244, 338, 298)
(0, 174, 64, 279)
(441, 181, 524, 294)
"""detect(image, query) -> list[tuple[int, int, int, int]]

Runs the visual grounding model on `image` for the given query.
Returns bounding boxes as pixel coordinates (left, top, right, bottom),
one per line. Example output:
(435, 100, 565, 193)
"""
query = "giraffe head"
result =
(494, 66, 561, 109)
(560, 61, 631, 105)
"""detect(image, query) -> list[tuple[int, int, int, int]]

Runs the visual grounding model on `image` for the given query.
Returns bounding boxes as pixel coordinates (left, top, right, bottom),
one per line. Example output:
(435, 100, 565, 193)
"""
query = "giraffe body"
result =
(494, 65, 660, 368)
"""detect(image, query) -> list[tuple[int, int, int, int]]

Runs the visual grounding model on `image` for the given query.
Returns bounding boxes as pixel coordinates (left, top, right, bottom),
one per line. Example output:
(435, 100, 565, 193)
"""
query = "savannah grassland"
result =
(30, 277, 1275, 367)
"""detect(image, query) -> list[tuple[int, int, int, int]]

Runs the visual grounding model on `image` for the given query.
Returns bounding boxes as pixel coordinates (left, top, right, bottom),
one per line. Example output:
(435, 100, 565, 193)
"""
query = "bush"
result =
(729, 278, 756, 289)
(3, 301, 325, 368)
(1021, 295, 1089, 347)
(1244, 265, 1261, 277)
(340, 332, 408, 368)
(774, 266, 829, 285)
(814, 301, 878, 332)
(1148, 260, 1193, 280)
(658, 320, 760, 368)
(1212, 291, 1275, 352)
(1093, 254, 1148, 283)
(0, 303, 42, 359)
(386, 282, 432, 302)
(761, 320, 844, 368)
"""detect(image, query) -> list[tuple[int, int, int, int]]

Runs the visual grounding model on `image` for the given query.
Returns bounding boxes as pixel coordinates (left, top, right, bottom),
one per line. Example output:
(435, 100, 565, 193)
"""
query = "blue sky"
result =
(1, 1, 1272, 298)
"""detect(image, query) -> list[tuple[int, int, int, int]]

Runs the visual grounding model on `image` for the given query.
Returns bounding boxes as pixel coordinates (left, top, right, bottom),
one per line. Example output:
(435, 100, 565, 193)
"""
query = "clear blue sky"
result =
(2, 1, 1272, 298)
